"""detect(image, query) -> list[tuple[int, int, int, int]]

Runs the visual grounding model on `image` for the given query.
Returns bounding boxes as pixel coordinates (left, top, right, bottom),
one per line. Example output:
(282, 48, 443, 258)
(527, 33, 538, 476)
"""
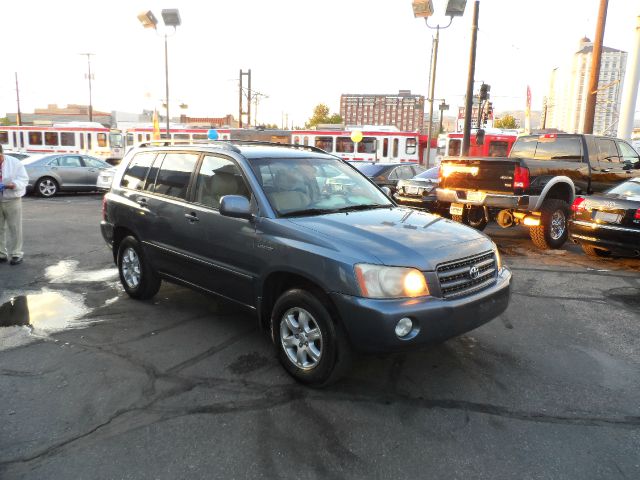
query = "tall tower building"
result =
(340, 90, 425, 132)
(546, 37, 627, 135)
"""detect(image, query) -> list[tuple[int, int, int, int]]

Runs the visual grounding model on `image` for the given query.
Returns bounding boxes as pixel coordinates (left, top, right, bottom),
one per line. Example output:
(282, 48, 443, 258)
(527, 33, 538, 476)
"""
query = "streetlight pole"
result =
(425, 26, 439, 168)
(164, 34, 170, 136)
(138, 9, 180, 138)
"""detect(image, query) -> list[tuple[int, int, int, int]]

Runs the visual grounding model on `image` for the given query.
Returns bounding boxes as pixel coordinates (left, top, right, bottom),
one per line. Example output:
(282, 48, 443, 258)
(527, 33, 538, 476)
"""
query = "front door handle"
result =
(136, 197, 148, 207)
(601, 168, 612, 172)
(185, 212, 199, 222)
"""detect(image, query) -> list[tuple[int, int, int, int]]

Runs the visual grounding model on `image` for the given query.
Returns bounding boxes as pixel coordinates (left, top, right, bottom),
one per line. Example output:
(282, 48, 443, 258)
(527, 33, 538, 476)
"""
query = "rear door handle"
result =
(136, 197, 148, 207)
(601, 168, 612, 172)
(184, 212, 199, 222)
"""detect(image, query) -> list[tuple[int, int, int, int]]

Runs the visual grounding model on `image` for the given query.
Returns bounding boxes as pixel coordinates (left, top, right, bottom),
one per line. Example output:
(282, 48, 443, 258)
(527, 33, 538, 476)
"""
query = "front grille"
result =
(436, 251, 497, 299)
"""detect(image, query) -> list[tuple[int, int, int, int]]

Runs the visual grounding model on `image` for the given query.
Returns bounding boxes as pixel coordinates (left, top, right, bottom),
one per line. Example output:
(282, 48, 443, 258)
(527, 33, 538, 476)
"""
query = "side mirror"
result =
(220, 195, 252, 220)
(381, 186, 392, 197)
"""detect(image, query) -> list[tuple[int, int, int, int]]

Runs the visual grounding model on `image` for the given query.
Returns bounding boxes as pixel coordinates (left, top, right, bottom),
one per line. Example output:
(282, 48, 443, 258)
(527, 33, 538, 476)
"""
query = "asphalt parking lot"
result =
(1, 194, 639, 480)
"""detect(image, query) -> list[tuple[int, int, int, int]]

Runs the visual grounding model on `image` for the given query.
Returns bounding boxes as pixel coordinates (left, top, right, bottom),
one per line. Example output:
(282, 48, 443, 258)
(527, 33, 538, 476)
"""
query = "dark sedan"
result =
(350, 162, 426, 195)
(393, 166, 450, 216)
(570, 177, 640, 257)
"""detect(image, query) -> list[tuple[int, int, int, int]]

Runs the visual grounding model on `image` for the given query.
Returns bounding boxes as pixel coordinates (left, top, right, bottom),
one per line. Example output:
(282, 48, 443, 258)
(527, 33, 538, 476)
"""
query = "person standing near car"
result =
(0, 145, 29, 265)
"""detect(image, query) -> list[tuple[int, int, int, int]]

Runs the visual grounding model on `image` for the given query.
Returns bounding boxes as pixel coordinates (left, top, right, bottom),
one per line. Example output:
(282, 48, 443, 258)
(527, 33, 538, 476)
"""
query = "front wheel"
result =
(271, 289, 351, 387)
(529, 199, 570, 249)
(117, 236, 161, 299)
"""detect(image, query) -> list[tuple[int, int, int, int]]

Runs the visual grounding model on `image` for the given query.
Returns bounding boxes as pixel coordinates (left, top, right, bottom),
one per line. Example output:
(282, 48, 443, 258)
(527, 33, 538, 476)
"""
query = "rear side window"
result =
(0, 131, 8, 144)
(121, 152, 156, 190)
(152, 152, 199, 200)
(510, 137, 537, 158)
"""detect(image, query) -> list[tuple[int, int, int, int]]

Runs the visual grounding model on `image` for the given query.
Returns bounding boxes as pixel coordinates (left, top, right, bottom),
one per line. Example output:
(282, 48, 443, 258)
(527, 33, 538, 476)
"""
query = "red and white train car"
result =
(0, 123, 125, 161)
(291, 128, 425, 164)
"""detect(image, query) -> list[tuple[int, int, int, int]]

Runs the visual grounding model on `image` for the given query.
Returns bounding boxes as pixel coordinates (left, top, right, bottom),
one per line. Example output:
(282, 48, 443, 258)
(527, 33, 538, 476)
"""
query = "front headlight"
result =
(355, 264, 430, 298)
(493, 243, 502, 271)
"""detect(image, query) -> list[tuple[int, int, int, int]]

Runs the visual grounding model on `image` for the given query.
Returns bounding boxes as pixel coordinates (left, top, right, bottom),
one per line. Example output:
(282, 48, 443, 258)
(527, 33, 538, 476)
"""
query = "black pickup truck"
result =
(437, 133, 640, 249)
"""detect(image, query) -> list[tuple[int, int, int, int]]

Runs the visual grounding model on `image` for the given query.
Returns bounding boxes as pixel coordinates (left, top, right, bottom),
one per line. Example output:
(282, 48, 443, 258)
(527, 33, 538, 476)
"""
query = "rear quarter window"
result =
(121, 152, 156, 190)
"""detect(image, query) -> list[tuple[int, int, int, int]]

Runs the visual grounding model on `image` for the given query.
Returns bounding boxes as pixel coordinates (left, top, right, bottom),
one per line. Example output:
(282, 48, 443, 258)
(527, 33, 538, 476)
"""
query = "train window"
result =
(293, 136, 300, 145)
(0, 131, 8, 144)
(97, 133, 107, 148)
(406, 138, 417, 155)
(174, 134, 190, 139)
(336, 137, 355, 153)
(61, 132, 75, 146)
(382, 138, 389, 157)
(315, 136, 334, 152)
(19, 132, 24, 148)
(45, 132, 59, 146)
(192, 134, 208, 140)
(357, 137, 376, 154)
(392, 139, 399, 158)
(126, 133, 134, 146)
(87, 134, 92, 150)
(137, 134, 144, 143)
(80, 133, 85, 150)
(28, 132, 43, 145)
(303, 136, 309, 146)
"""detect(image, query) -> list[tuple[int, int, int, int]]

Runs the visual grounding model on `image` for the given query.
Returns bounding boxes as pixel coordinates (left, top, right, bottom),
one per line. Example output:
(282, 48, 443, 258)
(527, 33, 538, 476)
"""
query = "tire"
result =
(271, 288, 351, 387)
(451, 206, 488, 231)
(36, 177, 59, 198)
(466, 206, 489, 231)
(529, 199, 570, 249)
(117, 236, 161, 300)
(581, 244, 610, 257)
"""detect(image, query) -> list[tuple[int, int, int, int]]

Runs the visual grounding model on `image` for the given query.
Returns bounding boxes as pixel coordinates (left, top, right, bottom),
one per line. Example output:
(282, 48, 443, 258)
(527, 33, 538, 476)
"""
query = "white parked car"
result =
(97, 167, 117, 191)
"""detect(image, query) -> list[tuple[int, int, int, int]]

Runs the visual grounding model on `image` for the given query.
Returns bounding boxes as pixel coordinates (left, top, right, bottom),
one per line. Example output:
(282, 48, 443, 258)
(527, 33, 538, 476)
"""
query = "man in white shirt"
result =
(0, 145, 29, 265)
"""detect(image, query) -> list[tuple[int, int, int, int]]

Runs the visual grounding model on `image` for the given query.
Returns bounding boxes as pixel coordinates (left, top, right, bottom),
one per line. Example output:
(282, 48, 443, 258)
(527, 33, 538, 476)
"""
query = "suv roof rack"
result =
(137, 139, 241, 153)
(136, 139, 334, 156)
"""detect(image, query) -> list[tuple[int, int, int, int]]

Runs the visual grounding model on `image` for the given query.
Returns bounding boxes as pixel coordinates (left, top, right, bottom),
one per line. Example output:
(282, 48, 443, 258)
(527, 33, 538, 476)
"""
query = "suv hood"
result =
(287, 207, 493, 271)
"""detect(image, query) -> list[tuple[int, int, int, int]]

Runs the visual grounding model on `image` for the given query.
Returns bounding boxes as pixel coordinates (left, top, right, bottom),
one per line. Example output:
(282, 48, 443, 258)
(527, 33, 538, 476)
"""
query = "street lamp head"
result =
(161, 9, 181, 27)
(412, 0, 434, 18)
(137, 10, 158, 29)
(445, 0, 467, 17)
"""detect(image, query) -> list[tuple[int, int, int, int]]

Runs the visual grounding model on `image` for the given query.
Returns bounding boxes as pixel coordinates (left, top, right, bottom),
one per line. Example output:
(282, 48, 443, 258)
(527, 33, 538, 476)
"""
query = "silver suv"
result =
(101, 141, 511, 386)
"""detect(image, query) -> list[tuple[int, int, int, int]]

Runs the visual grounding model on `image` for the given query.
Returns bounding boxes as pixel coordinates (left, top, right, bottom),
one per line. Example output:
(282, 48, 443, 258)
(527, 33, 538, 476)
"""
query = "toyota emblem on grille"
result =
(469, 266, 480, 279)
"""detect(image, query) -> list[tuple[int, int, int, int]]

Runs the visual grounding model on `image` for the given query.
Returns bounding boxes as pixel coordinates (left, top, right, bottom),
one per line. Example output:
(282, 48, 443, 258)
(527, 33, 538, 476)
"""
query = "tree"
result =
(494, 114, 519, 129)
(305, 104, 342, 128)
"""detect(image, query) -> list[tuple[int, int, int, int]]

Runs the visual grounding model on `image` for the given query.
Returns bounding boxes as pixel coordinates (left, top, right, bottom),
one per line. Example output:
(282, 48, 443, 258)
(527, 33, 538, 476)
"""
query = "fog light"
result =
(523, 216, 540, 226)
(395, 317, 413, 337)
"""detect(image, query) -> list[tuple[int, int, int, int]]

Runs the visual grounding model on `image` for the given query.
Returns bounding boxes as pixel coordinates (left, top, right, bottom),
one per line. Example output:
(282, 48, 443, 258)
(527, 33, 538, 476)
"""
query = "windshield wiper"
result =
(279, 208, 337, 218)
(334, 204, 392, 213)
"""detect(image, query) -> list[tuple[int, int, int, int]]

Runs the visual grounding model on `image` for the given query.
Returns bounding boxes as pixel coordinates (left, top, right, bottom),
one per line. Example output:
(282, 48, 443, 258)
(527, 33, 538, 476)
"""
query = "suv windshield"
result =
(250, 157, 392, 216)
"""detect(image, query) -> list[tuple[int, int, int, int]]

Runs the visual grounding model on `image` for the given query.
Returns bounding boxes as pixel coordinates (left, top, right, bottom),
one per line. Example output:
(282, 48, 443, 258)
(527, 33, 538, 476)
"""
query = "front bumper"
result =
(330, 267, 511, 353)
(570, 220, 640, 255)
(437, 188, 530, 210)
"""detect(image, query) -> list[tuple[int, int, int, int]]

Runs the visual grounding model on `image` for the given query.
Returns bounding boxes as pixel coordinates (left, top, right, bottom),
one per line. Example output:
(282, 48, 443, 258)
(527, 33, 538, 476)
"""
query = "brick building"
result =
(340, 90, 425, 132)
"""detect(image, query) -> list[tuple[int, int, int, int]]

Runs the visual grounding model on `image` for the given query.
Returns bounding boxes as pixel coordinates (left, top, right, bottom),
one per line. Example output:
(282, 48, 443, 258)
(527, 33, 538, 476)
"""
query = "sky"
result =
(1, 0, 638, 128)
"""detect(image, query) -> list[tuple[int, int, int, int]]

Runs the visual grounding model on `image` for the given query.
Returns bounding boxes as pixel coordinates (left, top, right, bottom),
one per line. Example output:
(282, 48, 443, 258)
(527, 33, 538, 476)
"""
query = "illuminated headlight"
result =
(355, 264, 429, 298)
(493, 243, 502, 271)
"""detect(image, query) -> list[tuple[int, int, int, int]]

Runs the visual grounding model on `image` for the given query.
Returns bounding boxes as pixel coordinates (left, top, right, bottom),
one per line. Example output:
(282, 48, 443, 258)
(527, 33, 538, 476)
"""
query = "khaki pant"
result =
(0, 198, 23, 259)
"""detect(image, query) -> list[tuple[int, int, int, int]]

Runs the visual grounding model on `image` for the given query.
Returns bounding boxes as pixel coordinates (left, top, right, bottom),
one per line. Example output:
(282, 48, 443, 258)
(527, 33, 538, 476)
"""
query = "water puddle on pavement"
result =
(45, 259, 118, 284)
(0, 290, 90, 331)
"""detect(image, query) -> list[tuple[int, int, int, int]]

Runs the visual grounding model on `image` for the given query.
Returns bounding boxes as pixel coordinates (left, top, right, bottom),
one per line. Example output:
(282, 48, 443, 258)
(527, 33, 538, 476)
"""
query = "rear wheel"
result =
(36, 177, 58, 198)
(117, 236, 161, 299)
(452, 206, 488, 231)
(272, 289, 351, 387)
(529, 199, 570, 249)
(581, 244, 610, 257)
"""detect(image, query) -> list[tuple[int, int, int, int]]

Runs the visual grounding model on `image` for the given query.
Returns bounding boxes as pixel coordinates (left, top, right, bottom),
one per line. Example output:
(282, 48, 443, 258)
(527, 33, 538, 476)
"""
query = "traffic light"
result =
(479, 83, 491, 101)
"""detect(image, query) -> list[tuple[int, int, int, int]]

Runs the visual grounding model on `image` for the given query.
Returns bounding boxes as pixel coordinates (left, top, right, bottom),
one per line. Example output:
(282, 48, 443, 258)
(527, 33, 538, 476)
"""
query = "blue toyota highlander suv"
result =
(101, 141, 511, 386)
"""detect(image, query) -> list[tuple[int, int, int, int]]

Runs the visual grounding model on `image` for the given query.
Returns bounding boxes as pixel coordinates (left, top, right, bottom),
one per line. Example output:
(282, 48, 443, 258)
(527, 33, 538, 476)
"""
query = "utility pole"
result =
(584, 0, 608, 134)
(462, 1, 480, 156)
(239, 69, 251, 128)
(425, 26, 439, 167)
(80, 53, 94, 122)
(15, 72, 22, 126)
(618, 15, 640, 140)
